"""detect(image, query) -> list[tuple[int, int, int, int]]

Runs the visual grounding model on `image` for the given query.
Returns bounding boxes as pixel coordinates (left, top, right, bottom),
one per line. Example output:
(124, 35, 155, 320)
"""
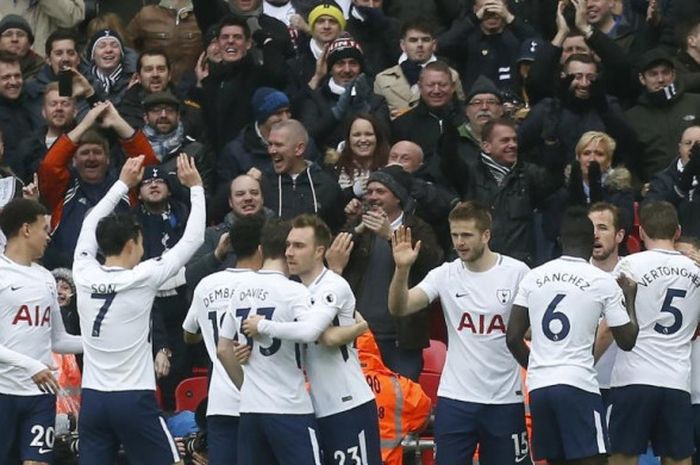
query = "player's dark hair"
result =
(481, 118, 516, 143)
(45, 28, 78, 57)
(559, 206, 594, 257)
(229, 212, 266, 258)
(640, 201, 678, 240)
(0, 199, 48, 239)
(218, 16, 251, 40)
(291, 214, 331, 249)
(136, 48, 171, 73)
(677, 235, 700, 251)
(96, 211, 143, 257)
(260, 218, 291, 260)
(401, 17, 436, 38)
(588, 201, 622, 232)
(448, 201, 492, 232)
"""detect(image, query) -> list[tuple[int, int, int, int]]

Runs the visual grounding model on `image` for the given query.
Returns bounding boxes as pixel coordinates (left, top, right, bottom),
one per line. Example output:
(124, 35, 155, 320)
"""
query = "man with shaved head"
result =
(263, 119, 343, 230)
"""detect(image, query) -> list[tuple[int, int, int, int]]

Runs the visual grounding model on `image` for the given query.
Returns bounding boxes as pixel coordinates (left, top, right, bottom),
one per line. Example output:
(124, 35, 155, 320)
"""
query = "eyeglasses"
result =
(1, 30, 28, 39)
(147, 105, 178, 115)
(468, 99, 500, 107)
(142, 178, 166, 186)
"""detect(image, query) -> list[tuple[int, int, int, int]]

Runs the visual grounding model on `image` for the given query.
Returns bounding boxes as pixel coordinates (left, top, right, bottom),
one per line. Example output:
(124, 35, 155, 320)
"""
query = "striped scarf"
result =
(480, 152, 512, 186)
(92, 63, 123, 95)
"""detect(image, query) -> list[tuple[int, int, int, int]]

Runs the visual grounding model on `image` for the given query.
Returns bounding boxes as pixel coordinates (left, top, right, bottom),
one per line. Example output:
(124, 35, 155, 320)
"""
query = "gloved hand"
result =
(679, 142, 700, 193)
(567, 161, 587, 206)
(589, 78, 608, 113)
(350, 74, 372, 113)
(588, 160, 604, 202)
(331, 83, 353, 121)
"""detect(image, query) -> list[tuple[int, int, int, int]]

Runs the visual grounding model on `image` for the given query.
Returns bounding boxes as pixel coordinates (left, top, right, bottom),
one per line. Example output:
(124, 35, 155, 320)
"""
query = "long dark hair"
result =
(337, 113, 390, 175)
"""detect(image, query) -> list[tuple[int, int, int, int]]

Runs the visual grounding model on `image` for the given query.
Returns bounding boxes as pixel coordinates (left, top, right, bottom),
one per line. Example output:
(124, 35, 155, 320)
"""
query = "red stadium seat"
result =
(627, 202, 642, 254)
(175, 376, 208, 412)
(418, 372, 441, 405)
(422, 340, 447, 374)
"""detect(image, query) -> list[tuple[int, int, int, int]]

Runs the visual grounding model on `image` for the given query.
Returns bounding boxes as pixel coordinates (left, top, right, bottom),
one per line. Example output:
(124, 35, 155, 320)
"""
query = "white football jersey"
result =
(611, 249, 700, 392)
(417, 255, 529, 404)
(691, 324, 700, 404)
(73, 181, 205, 391)
(183, 268, 249, 417)
(515, 256, 630, 394)
(220, 270, 315, 414)
(0, 256, 64, 395)
(303, 268, 374, 417)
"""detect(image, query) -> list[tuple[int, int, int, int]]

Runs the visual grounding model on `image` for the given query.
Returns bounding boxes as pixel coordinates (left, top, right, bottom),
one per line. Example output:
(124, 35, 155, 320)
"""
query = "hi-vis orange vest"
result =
(357, 331, 432, 465)
(51, 353, 81, 415)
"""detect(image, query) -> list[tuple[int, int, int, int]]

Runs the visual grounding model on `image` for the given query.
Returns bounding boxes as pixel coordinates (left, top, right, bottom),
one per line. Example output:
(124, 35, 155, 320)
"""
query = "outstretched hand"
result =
(391, 226, 421, 269)
(176, 153, 203, 188)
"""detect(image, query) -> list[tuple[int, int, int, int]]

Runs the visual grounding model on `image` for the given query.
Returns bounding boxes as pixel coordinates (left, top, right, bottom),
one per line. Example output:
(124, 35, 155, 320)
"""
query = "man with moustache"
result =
(389, 201, 532, 465)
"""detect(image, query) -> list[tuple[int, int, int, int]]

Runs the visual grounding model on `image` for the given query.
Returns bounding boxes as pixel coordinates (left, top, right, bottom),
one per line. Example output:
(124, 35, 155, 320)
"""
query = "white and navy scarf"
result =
(144, 121, 185, 161)
(92, 64, 123, 95)
(480, 152, 512, 186)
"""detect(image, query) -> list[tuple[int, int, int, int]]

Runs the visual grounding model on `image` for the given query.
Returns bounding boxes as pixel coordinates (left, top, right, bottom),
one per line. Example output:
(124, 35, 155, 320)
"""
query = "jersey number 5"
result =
(91, 292, 116, 337)
(542, 294, 570, 341)
(654, 288, 686, 335)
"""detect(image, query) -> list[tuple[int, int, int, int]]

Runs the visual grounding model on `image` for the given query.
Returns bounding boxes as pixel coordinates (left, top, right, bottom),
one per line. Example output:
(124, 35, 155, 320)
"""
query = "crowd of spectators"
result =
(2, 0, 700, 411)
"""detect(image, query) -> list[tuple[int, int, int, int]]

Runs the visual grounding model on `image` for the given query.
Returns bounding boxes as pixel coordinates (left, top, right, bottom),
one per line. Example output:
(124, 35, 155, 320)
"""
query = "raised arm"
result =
(73, 155, 145, 262)
(388, 227, 430, 316)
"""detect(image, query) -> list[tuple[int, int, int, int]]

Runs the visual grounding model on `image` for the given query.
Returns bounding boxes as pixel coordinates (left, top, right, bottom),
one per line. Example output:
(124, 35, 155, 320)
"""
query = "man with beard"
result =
(389, 201, 532, 465)
(518, 53, 637, 165)
(0, 52, 41, 178)
(118, 49, 204, 139)
(141, 90, 214, 197)
(16, 82, 77, 182)
(587, 202, 626, 406)
(626, 48, 700, 182)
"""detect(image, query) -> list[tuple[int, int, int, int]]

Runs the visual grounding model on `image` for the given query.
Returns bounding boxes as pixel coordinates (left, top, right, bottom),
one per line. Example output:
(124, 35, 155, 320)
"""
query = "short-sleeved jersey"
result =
(514, 256, 630, 394)
(304, 268, 374, 418)
(220, 270, 315, 415)
(0, 255, 59, 395)
(416, 255, 529, 404)
(611, 249, 700, 392)
(691, 324, 700, 404)
(183, 268, 249, 417)
(73, 181, 205, 392)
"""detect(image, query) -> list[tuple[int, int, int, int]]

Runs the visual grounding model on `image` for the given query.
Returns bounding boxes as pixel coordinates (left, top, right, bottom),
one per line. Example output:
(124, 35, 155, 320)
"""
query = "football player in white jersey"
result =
(242, 214, 380, 465)
(507, 207, 638, 465)
(388, 201, 532, 465)
(608, 201, 700, 465)
(183, 213, 266, 465)
(0, 198, 83, 465)
(216, 219, 336, 465)
(73, 155, 205, 465)
(674, 236, 700, 465)
(588, 202, 626, 405)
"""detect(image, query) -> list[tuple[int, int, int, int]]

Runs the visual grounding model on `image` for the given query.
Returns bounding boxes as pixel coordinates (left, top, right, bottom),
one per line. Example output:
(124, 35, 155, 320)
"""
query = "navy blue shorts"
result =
(529, 385, 608, 461)
(207, 415, 239, 465)
(608, 385, 694, 459)
(693, 405, 700, 464)
(0, 393, 55, 463)
(317, 400, 382, 465)
(238, 412, 321, 465)
(79, 389, 180, 465)
(433, 397, 532, 465)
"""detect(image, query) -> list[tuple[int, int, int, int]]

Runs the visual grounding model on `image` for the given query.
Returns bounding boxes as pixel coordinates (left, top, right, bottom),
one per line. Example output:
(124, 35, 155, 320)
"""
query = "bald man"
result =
(389, 141, 424, 174)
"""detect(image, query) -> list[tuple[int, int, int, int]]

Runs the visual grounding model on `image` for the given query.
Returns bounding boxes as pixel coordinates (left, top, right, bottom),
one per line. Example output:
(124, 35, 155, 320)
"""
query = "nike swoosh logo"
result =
(515, 454, 528, 463)
(38, 447, 52, 454)
(455, 293, 468, 298)
(10, 286, 22, 291)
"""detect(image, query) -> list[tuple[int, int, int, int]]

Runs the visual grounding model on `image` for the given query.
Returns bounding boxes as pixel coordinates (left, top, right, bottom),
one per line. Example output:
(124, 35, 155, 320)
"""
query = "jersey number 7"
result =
(90, 292, 116, 337)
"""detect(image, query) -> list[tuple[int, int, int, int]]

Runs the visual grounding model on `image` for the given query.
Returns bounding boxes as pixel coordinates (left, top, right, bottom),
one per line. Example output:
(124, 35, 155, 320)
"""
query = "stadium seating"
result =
(174, 376, 208, 412)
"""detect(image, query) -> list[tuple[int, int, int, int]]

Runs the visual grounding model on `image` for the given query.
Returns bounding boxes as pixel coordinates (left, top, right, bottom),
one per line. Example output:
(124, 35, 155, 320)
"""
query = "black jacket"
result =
(345, 8, 402, 78)
(0, 95, 40, 177)
(262, 162, 344, 231)
(645, 158, 700, 238)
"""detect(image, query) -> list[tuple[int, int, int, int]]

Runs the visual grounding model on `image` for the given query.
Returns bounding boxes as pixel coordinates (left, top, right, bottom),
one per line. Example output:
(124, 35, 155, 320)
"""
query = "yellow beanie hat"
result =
(308, 3, 346, 32)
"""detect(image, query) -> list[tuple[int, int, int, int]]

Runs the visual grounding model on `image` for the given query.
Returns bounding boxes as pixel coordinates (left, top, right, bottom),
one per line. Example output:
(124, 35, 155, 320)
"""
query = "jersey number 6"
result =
(542, 294, 570, 342)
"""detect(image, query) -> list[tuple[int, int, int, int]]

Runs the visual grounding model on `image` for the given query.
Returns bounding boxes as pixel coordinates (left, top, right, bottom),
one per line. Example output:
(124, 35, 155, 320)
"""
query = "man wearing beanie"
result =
(85, 29, 136, 105)
(339, 164, 443, 380)
(142, 90, 214, 196)
(300, 33, 389, 151)
(375, 17, 464, 118)
(0, 1, 84, 64)
(287, 1, 345, 100)
(0, 14, 44, 79)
